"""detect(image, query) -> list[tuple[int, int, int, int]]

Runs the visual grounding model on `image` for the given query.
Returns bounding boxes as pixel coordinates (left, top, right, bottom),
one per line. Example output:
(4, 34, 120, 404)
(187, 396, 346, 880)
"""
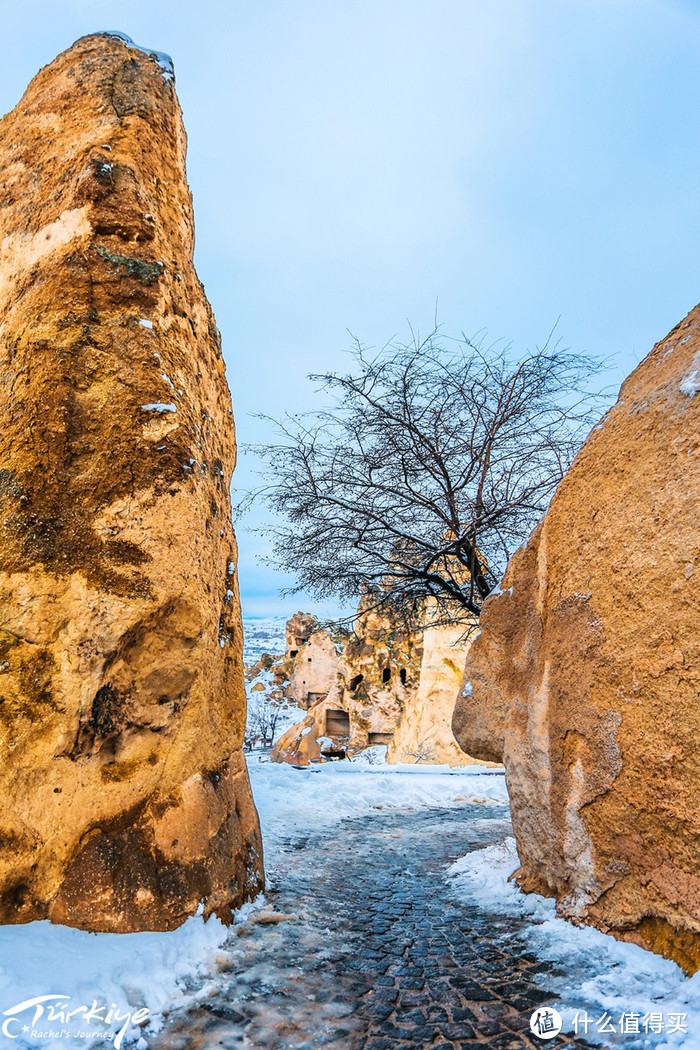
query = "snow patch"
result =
(346, 744, 388, 765)
(488, 581, 514, 600)
(679, 354, 700, 397)
(447, 838, 700, 1048)
(0, 902, 260, 1048)
(99, 32, 174, 81)
(249, 761, 509, 849)
(141, 402, 176, 413)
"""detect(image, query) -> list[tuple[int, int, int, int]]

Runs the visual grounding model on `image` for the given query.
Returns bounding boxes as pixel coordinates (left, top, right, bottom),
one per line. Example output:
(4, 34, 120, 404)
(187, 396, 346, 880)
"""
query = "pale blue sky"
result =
(2, 1, 699, 615)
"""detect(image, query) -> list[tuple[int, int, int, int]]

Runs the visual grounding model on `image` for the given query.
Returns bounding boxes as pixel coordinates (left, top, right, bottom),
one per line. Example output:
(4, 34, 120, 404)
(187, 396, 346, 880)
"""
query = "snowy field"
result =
(247, 758, 508, 852)
(242, 616, 287, 663)
(448, 838, 700, 1049)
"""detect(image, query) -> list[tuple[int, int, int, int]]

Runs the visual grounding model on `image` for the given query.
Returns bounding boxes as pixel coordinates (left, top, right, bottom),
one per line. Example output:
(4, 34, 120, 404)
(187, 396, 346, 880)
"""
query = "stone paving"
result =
(152, 799, 596, 1049)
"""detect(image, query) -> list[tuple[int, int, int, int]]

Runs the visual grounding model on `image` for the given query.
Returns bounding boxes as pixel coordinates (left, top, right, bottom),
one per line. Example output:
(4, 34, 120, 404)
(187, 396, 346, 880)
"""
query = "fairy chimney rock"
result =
(453, 306, 700, 972)
(288, 629, 339, 709)
(389, 612, 486, 767)
(285, 612, 318, 659)
(0, 34, 263, 931)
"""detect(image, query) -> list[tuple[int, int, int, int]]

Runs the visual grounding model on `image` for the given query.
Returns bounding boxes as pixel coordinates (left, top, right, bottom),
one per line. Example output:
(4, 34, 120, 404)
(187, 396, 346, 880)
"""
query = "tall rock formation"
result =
(388, 609, 484, 766)
(336, 599, 422, 750)
(453, 307, 700, 972)
(285, 611, 318, 658)
(287, 628, 339, 709)
(0, 34, 263, 931)
(271, 600, 492, 767)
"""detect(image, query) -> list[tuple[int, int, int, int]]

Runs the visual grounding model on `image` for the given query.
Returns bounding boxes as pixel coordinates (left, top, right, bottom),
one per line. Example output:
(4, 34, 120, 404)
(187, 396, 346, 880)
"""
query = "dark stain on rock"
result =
(92, 243, 163, 284)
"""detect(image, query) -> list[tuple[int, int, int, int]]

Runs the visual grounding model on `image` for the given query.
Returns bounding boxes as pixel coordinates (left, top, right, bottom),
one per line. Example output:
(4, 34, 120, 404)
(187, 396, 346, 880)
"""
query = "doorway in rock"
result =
(368, 731, 393, 746)
(325, 708, 350, 736)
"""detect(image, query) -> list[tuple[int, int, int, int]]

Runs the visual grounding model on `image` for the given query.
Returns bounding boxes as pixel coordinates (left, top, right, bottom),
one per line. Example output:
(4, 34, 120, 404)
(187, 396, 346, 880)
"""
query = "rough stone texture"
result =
(269, 693, 341, 766)
(389, 606, 486, 767)
(151, 801, 595, 1050)
(245, 612, 325, 702)
(0, 34, 263, 931)
(335, 600, 423, 751)
(273, 602, 493, 768)
(285, 611, 318, 658)
(453, 307, 700, 972)
(287, 629, 339, 709)
(272, 600, 423, 764)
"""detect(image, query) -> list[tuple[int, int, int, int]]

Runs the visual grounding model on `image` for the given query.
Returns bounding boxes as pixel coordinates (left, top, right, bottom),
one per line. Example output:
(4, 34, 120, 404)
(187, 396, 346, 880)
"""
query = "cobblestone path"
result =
(153, 795, 594, 1049)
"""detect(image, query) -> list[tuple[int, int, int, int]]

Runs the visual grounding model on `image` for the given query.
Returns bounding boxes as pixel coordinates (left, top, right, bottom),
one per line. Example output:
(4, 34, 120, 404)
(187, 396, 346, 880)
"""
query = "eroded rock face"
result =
(0, 34, 263, 931)
(389, 611, 486, 767)
(285, 611, 318, 658)
(453, 307, 700, 972)
(288, 630, 339, 709)
(272, 599, 423, 764)
(269, 693, 343, 766)
(337, 599, 423, 752)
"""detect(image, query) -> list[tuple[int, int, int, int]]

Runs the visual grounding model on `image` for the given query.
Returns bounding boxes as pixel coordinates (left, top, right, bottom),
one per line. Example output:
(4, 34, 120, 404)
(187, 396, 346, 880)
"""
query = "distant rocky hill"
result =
(243, 617, 287, 664)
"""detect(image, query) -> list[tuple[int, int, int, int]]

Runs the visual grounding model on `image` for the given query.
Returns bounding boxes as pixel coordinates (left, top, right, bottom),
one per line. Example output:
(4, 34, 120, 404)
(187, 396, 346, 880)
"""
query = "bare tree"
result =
(245, 691, 284, 750)
(245, 328, 605, 627)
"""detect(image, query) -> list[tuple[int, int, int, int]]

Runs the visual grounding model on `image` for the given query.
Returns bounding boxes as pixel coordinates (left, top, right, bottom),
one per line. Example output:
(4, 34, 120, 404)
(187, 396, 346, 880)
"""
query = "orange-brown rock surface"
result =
(285, 611, 318, 657)
(453, 307, 700, 971)
(269, 694, 342, 766)
(0, 34, 263, 931)
(272, 599, 493, 767)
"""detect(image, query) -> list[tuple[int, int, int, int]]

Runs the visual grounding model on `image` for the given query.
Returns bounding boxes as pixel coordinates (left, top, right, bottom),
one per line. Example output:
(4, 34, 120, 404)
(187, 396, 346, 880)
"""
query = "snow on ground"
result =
(0, 619, 291, 1049)
(248, 759, 509, 853)
(0, 757, 504, 1049)
(0, 900, 261, 1050)
(447, 837, 700, 1049)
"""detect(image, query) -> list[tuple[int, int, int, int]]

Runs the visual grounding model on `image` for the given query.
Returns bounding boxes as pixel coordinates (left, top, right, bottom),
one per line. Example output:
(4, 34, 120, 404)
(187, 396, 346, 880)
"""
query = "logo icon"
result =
(2, 995, 149, 1048)
(530, 1007, 563, 1039)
